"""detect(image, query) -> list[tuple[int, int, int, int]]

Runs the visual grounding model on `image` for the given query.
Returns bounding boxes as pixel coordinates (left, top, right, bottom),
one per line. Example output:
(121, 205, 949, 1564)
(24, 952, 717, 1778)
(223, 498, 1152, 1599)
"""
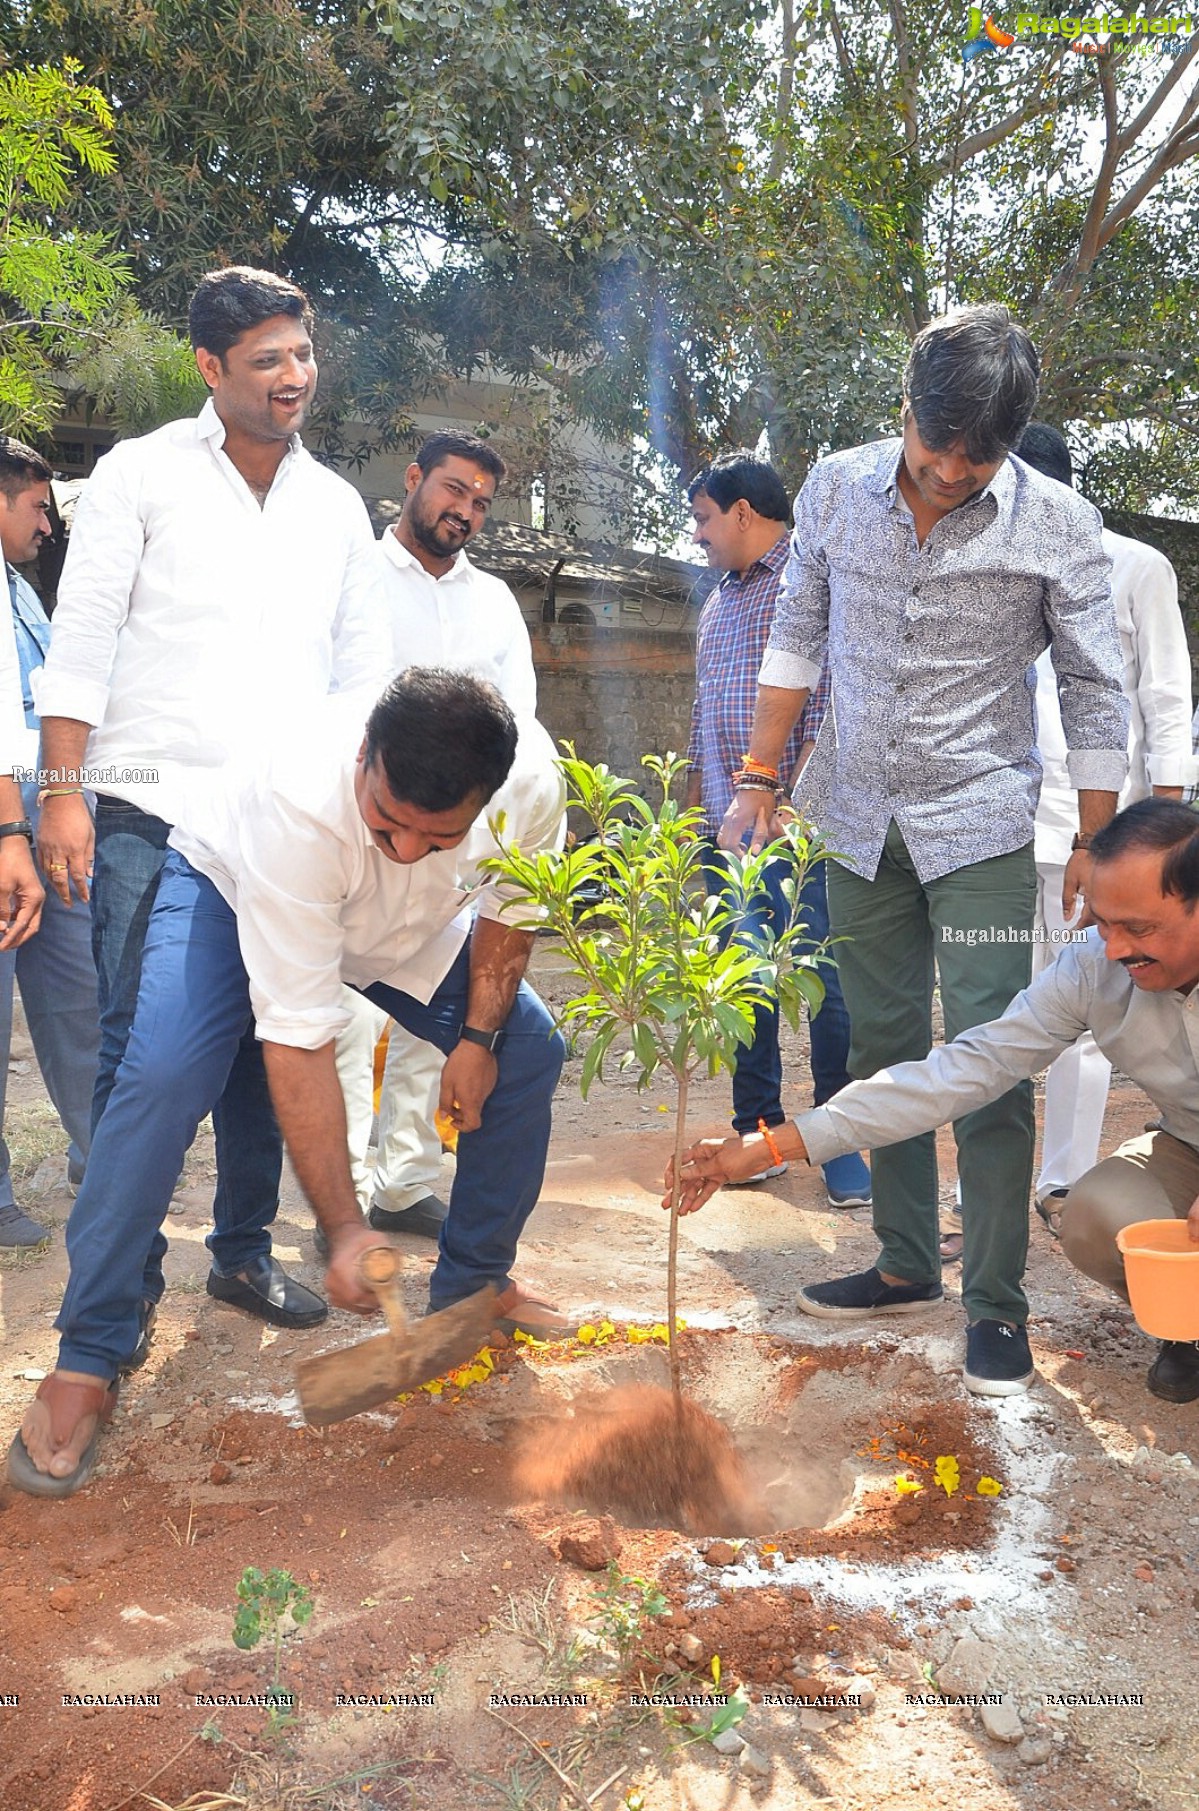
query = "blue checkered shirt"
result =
(688, 534, 831, 836)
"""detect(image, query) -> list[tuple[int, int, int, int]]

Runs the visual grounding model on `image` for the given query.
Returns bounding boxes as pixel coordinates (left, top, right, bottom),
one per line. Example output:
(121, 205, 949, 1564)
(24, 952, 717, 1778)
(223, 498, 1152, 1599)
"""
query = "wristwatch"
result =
(459, 1024, 503, 1053)
(0, 819, 33, 843)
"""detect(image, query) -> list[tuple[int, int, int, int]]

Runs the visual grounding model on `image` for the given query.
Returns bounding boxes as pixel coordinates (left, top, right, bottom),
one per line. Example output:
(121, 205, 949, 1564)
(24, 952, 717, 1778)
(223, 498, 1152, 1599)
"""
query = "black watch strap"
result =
(0, 819, 33, 843)
(459, 1023, 503, 1053)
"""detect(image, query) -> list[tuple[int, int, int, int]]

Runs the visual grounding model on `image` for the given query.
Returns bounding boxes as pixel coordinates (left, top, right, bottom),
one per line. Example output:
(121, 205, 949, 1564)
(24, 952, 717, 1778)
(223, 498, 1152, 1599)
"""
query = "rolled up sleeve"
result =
(234, 798, 359, 1049)
(759, 475, 831, 694)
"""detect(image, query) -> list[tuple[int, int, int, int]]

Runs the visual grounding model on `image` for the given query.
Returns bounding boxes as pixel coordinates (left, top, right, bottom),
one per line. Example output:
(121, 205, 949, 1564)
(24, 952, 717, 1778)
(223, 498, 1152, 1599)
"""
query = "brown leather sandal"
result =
(6, 1373, 118, 1498)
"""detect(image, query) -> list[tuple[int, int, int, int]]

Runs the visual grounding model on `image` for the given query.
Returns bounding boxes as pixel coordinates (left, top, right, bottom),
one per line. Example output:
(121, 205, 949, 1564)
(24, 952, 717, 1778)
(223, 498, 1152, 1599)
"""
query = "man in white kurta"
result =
(1018, 424, 1193, 1213)
(336, 432, 540, 1243)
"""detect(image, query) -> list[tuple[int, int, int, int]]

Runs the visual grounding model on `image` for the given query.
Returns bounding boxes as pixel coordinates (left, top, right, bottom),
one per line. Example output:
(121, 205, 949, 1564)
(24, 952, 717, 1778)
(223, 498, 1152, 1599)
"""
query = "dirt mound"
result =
(515, 1384, 767, 1535)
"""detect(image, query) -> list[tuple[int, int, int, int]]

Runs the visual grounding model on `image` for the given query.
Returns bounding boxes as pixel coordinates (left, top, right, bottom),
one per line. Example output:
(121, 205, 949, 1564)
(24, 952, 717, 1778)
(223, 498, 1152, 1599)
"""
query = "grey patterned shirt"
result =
(799, 930, 1199, 1164)
(760, 439, 1129, 883)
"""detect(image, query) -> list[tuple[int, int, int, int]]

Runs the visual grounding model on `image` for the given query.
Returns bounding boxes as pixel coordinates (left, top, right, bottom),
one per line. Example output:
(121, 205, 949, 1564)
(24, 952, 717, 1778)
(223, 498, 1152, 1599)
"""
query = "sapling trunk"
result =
(666, 1068, 688, 1408)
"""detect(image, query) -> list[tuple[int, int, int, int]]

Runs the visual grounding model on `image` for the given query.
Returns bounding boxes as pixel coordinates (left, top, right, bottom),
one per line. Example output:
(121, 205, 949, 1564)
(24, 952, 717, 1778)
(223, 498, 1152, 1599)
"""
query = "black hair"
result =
(415, 432, 506, 485)
(188, 266, 313, 358)
(1090, 798, 1199, 908)
(363, 668, 517, 811)
(1016, 422, 1074, 489)
(904, 304, 1040, 465)
(687, 450, 791, 523)
(0, 435, 52, 502)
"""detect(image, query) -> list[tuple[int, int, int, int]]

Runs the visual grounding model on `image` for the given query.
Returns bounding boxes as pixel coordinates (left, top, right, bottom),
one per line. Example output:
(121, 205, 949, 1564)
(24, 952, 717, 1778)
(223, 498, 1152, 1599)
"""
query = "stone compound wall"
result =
(529, 623, 697, 780)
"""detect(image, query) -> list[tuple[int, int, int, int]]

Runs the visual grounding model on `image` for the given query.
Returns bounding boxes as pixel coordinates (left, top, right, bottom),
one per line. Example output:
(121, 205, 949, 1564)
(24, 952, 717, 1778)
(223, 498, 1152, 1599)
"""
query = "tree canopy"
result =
(3, 1, 1197, 520)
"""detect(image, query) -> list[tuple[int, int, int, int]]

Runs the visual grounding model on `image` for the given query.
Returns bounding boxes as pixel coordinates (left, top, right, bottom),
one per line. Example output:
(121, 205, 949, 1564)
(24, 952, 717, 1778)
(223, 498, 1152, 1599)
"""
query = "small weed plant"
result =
(231, 1565, 313, 1728)
(588, 1561, 668, 1666)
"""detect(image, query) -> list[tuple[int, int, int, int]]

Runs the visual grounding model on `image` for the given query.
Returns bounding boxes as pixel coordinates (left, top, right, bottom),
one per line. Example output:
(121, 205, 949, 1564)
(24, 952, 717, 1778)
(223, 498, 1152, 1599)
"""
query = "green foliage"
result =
(588, 1562, 668, 1665)
(674, 1684, 751, 1745)
(231, 1565, 313, 1704)
(488, 749, 827, 1099)
(487, 747, 829, 1395)
(0, 59, 130, 432)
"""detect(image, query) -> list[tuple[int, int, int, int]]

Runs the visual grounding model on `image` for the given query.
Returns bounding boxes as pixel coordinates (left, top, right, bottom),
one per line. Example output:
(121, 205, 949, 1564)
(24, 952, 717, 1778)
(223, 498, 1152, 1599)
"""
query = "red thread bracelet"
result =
(757, 1119, 784, 1166)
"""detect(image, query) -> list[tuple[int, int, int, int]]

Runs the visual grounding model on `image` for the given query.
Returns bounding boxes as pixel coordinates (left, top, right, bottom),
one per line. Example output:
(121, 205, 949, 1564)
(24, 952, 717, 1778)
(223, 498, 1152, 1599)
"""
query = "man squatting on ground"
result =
(34, 266, 389, 1347)
(718, 304, 1129, 1398)
(670, 799, 1199, 1406)
(0, 437, 99, 1248)
(8, 670, 567, 1496)
(334, 430, 543, 1250)
(685, 451, 871, 1206)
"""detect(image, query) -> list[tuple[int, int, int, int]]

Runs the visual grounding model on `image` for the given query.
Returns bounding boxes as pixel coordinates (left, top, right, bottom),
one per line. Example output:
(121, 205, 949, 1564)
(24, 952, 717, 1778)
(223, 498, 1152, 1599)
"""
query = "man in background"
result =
(687, 450, 871, 1206)
(0, 437, 88, 1246)
(1017, 422, 1194, 1229)
(335, 431, 540, 1247)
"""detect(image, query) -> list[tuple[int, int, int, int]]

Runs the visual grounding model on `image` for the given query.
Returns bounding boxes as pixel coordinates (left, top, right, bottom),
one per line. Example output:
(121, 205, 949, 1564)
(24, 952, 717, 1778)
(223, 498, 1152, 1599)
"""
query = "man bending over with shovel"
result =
(9, 669, 569, 1496)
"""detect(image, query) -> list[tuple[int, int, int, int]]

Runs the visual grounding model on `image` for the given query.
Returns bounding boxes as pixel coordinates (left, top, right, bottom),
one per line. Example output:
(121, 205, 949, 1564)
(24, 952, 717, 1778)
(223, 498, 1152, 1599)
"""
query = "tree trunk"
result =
(667, 1069, 689, 1408)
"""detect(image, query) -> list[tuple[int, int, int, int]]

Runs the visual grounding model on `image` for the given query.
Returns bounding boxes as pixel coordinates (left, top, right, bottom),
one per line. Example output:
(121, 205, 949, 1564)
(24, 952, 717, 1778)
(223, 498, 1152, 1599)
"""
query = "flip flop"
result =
(6, 1374, 118, 1498)
(939, 1229, 964, 1265)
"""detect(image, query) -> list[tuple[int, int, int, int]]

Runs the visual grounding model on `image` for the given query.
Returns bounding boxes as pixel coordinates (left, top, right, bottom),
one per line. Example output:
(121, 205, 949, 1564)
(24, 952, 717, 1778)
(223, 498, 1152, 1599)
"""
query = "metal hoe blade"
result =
(296, 1284, 499, 1428)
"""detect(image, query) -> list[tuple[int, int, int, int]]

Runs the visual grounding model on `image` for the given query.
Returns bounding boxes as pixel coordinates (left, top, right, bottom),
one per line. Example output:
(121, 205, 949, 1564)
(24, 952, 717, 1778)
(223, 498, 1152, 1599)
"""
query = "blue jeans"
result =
(56, 852, 564, 1376)
(0, 851, 99, 1206)
(89, 798, 283, 1289)
(702, 850, 853, 1133)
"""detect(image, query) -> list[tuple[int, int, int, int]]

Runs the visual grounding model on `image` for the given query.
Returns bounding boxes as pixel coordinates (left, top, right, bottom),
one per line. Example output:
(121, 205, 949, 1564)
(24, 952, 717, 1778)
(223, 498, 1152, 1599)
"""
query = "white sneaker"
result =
(725, 1162, 788, 1186)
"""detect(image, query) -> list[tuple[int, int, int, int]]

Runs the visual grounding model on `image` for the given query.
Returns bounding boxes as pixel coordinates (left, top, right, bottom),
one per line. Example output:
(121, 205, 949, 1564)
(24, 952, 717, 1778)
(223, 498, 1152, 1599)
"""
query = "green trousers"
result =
(826, 821, 1037, 1326)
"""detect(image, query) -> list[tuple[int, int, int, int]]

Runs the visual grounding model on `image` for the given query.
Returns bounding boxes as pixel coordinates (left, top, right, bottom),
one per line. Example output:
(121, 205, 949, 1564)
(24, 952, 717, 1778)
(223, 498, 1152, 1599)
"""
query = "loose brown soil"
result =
(515, 1383, 764, 1533)
(1, 947, 1198, 1811)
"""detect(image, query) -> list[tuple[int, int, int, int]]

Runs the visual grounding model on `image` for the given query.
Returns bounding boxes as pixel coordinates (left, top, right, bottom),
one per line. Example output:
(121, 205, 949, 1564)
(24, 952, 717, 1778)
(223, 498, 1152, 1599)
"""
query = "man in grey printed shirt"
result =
(719, 305, 1128, 1398)
(671, 800, 1199, 1406)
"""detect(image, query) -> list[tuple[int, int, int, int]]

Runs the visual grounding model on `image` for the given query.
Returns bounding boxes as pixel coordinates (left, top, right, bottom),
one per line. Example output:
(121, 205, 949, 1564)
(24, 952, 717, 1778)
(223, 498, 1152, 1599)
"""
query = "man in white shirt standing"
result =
(34, 266, 389, 1346)
(1017, 423, 1194, 1226)
(337, 433, 538, 1245)
(0, 437, 100, 1248)
(8, 670, 568, 1496)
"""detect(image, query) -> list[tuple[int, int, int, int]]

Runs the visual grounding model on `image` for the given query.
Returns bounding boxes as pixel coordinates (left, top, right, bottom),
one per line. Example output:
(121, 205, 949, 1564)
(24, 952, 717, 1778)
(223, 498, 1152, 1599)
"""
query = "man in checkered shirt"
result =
(686, 451, 871, 1207)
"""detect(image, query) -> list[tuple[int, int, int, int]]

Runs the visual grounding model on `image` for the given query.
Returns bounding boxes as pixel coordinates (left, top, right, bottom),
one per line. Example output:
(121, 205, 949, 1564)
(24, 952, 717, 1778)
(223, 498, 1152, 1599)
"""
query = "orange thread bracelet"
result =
(757, 1118, 784, 1165)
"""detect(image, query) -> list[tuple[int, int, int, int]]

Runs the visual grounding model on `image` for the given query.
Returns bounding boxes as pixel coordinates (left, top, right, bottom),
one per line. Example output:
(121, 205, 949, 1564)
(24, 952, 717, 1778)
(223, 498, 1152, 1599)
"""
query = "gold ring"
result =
(48, 861, 67, 870)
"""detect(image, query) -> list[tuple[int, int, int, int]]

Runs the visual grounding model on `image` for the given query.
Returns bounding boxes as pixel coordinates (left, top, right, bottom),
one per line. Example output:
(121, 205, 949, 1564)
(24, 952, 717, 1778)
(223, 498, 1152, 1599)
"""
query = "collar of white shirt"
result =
(380, 526, 471, 587)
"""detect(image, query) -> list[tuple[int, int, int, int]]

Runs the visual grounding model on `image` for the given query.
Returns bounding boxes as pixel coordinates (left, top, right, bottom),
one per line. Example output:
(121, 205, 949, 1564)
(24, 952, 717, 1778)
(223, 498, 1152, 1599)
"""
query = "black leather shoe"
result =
(206, 1255, 327, 1329)
(119, 1299, 158, 1374)
(1147, 1339, 1199, 1403)
(368, 1194, 448, 1242)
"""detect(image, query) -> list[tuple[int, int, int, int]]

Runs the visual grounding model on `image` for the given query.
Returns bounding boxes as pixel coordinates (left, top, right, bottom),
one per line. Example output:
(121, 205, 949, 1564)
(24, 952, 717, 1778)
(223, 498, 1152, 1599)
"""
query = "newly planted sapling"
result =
(486, 749, 829, 1400)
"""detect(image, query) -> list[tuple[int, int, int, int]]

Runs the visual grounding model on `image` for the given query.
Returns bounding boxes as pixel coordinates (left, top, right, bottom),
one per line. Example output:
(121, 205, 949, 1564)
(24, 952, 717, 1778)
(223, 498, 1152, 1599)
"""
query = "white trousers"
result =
(1033, 864, 1113, 1194)
(334, 986, 445, 1212)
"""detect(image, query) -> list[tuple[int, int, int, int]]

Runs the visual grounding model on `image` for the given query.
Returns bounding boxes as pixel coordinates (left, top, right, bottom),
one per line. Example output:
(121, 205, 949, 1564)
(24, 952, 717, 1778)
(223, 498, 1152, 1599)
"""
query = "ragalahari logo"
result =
(963, 6, 1194, 58)
(963, 8, 1016, 56)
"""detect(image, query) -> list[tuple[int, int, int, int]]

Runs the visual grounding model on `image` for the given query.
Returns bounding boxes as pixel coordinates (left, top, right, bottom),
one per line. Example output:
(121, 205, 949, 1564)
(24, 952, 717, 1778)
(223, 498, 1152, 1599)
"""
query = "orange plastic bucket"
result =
(1115, 1218, 1199, 1340)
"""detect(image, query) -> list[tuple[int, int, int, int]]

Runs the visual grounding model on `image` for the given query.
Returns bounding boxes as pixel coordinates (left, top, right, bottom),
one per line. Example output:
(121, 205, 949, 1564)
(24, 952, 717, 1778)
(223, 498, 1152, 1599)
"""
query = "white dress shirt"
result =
(379, 530, 536, 716)
(1034, 529, 1194, 866)
(169, 697, 565, 1050)
(38, 399, 390, 824)
(798, 929, 1199, 1166)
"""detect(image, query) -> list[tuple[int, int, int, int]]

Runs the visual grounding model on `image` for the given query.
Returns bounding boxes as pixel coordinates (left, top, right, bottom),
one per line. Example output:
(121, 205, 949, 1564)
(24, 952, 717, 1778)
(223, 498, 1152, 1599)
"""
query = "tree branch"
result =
(1117, 29, 1199, 152)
